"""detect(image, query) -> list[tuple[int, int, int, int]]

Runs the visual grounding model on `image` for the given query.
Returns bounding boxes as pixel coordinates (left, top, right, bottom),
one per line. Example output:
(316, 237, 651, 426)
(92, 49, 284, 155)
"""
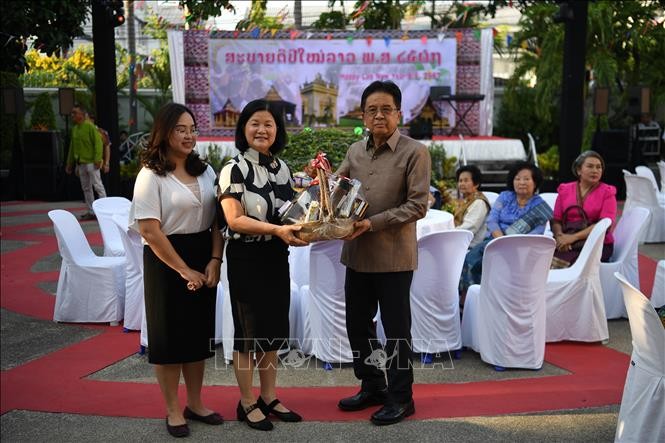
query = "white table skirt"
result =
(434, 139, 526, 162)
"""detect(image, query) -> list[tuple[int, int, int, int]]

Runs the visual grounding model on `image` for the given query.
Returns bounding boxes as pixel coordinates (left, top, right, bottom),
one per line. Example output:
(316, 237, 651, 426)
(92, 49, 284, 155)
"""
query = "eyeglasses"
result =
(174, 126, 199, 137)
(364, 107, 399, 117)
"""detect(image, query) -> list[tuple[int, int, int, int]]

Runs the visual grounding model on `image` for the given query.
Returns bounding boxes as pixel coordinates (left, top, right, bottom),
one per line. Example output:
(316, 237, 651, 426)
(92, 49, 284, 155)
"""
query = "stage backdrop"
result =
(172, 29, 493, 138)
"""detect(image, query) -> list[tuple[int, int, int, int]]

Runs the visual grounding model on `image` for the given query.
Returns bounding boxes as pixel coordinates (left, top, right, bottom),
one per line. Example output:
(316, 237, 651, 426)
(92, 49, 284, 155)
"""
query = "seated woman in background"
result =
(551, 151, 616, 266)
(459, 161, 552, 298)
(454, 165, 490, 248)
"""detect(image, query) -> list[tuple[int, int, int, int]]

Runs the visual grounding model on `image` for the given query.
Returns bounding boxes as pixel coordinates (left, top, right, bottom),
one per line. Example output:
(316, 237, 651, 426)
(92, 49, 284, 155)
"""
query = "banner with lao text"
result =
(208, 37, 456, 129)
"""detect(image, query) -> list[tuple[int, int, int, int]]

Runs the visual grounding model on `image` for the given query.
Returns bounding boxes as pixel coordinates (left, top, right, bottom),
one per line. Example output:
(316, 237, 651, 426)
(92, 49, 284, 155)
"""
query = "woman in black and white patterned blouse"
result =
(219, 99, 307, 431)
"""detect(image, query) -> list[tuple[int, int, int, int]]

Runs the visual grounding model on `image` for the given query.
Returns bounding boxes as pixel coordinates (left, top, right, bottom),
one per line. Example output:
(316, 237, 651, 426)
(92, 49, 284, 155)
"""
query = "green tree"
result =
(235, 0, 286, 31)
(330, 0, 424, 30)
(496, 0, 665, 154)
(311, 10, 348, 29)
(0, 0, 90, 75)
(179, 0, 235, 25)
(29, 92, 57, 130)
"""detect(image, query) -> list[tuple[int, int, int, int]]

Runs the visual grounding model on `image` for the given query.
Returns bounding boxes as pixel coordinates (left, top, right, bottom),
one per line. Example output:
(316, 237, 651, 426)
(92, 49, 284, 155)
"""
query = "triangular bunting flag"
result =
(420, 35, 427, 44)
(437, 33, 445, 42)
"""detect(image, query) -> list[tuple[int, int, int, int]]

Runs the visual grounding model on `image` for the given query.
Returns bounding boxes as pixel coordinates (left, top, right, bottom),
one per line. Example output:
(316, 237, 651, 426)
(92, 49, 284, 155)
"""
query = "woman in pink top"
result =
(551, 150, 617, 265)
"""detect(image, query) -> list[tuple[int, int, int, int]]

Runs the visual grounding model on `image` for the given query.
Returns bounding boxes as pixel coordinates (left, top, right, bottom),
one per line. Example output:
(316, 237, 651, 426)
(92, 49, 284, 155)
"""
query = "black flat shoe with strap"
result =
(183, 406, 224, 425)
(257, 397, 303, 422)
(236, 401, 273, 431)
(165, 418, 190, 438)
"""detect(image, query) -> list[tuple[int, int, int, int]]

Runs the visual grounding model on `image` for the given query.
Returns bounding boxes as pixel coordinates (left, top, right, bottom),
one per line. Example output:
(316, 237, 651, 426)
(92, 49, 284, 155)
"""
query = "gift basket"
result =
(279, 153, 368, 242)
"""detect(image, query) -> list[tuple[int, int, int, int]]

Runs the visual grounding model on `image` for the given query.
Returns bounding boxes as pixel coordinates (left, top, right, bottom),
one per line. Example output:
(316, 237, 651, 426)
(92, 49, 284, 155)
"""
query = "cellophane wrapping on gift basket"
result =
(279, 153, 368, 242)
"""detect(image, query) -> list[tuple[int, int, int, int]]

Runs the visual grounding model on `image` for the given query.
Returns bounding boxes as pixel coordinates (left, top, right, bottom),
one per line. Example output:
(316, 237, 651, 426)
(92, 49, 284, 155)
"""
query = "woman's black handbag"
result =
(561, 205, 589, 250)
(552, 205, 589, 267)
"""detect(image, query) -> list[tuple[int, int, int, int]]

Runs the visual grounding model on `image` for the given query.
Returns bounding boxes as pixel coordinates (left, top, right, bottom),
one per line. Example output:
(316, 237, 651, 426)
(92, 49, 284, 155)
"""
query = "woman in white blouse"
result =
(454, 165, 490, 248)
(129, 103, 224, 438)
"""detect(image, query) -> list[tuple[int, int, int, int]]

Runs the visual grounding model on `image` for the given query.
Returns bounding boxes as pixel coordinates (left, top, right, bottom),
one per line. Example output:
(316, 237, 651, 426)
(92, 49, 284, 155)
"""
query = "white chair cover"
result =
(599, 208, 650, 319)
(111, 214, 144, 331)
(461, 235, 555, 369)
(651, 260, 665, 309)
(635, 165, 660, 192)
(289, 244, 311, 290)
(48, 210, 125, 324)
(624, 174, 665, 243)
(92, 197, 131, 257)
(220, 253, 234, 363)
(140, 304, 148, 348)
(411, 230, 473, 353)
(614, 273, 665, 443)
(482, 191, 499, 207)
(636, 165, 665, 206)
(544, 218, 611, 342)
(657, 160, 665, 192)
(299, 240, 353, 363)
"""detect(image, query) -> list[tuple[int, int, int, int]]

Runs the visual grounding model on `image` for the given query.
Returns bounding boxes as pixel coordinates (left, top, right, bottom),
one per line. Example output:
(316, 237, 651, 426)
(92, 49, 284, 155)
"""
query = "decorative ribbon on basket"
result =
(311, 152, 334, 222)
(278, 152, 368, 242)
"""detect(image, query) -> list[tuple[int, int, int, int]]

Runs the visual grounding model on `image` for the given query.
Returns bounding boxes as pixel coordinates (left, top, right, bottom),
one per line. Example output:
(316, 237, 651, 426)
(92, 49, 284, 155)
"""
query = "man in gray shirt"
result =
(336, 80, 431, 425)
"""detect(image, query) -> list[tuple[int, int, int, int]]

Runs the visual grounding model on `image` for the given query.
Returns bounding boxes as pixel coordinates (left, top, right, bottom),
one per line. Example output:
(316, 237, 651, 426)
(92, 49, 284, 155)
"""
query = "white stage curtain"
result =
(479, 28, 494, 136)
(167, 30, 185, 104)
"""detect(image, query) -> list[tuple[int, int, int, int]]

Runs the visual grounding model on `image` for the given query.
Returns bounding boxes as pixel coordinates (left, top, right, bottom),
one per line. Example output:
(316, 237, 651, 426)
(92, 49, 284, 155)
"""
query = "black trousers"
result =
(344, 268, 414, 405)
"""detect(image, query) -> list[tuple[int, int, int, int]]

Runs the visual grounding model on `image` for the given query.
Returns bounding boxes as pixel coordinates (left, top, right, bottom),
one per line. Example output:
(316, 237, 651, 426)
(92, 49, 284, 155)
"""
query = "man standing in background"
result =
(89, 113, 111, 186)
(65, 104, 106, 220)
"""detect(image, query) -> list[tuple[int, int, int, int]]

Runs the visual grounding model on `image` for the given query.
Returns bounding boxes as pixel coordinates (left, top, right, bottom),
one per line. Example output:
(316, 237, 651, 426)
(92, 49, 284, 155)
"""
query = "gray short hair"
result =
(572, 150, 605, 179)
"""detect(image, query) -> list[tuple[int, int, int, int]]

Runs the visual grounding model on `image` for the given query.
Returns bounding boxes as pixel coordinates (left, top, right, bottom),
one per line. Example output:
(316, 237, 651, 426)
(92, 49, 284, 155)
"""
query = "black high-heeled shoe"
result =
(257, 396, 303, 422)
(236, 401, 273, 431)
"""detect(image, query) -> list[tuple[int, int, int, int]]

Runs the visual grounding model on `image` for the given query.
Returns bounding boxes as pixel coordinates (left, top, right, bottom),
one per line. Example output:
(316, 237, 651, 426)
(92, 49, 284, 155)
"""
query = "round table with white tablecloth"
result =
(416, 209, 455, 239)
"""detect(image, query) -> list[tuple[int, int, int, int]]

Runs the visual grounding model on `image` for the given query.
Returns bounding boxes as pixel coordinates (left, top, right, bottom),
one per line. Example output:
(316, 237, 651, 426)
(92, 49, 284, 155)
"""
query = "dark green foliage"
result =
(0, 0, 90, 74)
(311, 11, 348, 29)
(495, 81, 558, 154)
(280, 128, 363, 172)
(0, 72, 23, 169)
(179, 0, 235, 24)
(29, 92, 56, 130)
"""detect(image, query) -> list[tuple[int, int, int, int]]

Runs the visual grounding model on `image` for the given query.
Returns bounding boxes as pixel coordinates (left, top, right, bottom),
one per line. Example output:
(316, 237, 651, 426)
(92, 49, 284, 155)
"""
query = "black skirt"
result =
(143, 230, 216, 364)
(226, 238, 290, 353)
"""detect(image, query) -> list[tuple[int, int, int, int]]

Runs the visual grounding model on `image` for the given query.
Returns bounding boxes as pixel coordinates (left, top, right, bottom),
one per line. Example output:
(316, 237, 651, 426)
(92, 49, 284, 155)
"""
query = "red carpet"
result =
(0, 202, 658, 420)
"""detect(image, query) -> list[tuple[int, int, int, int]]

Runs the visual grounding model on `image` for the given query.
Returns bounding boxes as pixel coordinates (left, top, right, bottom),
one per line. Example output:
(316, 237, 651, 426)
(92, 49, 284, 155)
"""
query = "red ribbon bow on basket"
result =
(309, 152, 334, 220)
(310, 152, 331, 173)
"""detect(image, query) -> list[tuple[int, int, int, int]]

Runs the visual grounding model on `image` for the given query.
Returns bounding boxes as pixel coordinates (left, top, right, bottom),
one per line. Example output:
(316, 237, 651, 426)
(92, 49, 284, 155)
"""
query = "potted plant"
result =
(538, 146, 560, 193)
(23, 92, 65, 200)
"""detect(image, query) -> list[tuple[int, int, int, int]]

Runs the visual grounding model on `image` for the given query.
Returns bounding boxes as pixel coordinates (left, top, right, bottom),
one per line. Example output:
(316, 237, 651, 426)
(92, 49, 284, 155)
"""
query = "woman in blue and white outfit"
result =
(459, 161, 552, 300)
(219, 99, 307, 431)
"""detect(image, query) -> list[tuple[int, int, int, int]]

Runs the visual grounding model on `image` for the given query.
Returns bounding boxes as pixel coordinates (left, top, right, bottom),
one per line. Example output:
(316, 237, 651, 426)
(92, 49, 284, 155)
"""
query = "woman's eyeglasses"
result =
(174, 126, 199, 137)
